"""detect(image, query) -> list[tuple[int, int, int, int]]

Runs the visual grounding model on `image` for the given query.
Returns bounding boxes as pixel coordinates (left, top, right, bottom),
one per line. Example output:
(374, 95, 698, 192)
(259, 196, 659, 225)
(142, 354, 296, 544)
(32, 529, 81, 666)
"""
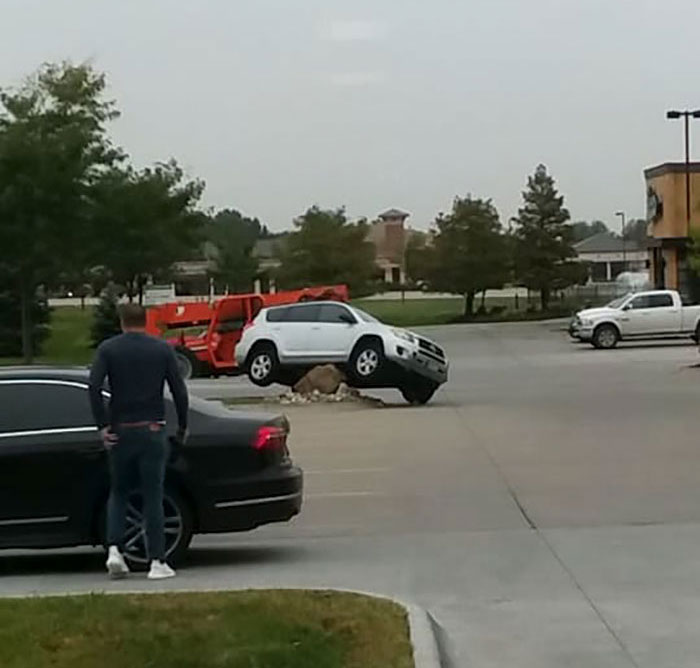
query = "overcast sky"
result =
(1, 0, 698, 232)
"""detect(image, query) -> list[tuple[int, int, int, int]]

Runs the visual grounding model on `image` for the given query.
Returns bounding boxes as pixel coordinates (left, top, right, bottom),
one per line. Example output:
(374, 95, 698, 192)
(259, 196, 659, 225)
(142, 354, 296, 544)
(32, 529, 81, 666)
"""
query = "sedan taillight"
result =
(253, 426, 288, 452)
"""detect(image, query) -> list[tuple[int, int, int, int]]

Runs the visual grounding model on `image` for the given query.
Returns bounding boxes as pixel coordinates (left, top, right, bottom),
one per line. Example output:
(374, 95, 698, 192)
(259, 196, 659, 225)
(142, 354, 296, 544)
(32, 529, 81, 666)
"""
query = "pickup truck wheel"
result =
(592, 324, 619, 350)
(247, 343, 279, 387)
(401, 380, 438, 405)
(350, 339, 385, 383)
(693, 323, 700, 343)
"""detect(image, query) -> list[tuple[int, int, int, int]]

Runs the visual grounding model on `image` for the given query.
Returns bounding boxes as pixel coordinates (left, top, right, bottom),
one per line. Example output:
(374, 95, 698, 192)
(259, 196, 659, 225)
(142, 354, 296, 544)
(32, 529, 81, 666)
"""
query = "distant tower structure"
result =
(371, 208, 410, 284)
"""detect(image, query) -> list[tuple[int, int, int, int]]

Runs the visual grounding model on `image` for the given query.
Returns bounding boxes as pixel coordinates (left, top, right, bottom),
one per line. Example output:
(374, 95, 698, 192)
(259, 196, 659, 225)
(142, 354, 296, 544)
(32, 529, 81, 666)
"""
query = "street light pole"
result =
(616, 211, 626, 271)
(666, 109, 700, 235)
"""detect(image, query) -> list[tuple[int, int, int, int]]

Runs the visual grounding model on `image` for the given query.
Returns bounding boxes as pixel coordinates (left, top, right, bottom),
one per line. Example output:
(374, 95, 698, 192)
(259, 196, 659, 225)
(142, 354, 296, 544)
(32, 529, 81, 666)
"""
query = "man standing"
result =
(89, 304, 189, 580)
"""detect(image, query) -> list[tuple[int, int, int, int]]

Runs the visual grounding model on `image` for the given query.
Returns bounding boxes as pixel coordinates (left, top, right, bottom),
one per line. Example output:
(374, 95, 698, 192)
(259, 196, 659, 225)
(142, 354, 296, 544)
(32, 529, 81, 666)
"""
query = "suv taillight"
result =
(253, 426, 288, 452)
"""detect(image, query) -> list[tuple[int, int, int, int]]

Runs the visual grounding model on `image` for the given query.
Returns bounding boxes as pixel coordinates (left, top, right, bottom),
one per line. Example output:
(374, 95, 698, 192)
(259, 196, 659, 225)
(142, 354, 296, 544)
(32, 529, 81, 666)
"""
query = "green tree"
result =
(623, 219, 649, 244)
(404, 231, 436, 286)
(0, 62, 121, 362)
(571, 220, 609, 242)
(205, 209, 265, 294)
(276, 206, 376, 294)
(0, 266, 51, 357)
(90, 285, 121, 348)
(427, 196, 509, 318)
(513, 165, 578, 310)
(91, 161, 205, 303)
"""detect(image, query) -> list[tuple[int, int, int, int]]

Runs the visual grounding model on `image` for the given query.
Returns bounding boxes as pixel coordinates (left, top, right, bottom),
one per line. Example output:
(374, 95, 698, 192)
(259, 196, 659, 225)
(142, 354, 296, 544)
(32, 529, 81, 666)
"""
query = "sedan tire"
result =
(100, 487, 194, 568)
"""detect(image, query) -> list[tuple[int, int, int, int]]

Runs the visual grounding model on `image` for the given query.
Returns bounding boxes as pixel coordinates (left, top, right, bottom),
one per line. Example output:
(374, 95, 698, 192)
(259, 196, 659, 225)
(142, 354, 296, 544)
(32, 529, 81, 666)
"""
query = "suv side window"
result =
(647, 294, 673, 308)
(266, 307, 290, 323)
(318, 304, 356, 324)
(285, 304, 321, 323)
(0, 381, 95, 433)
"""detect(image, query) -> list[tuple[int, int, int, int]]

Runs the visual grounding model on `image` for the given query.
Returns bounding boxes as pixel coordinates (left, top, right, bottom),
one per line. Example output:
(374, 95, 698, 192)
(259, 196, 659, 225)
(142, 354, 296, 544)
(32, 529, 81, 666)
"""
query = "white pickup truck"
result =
(569, 290, 700, 349)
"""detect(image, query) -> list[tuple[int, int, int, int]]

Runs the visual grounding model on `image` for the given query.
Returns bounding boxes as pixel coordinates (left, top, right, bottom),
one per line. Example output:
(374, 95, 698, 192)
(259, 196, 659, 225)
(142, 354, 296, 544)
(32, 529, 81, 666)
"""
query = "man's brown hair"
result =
(119, 304, 147, 329)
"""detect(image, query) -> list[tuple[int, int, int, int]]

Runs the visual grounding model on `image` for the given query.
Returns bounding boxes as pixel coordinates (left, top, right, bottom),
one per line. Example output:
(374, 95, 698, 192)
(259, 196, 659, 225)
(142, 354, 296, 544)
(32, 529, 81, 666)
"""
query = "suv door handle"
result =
(311, 326, 321, 330)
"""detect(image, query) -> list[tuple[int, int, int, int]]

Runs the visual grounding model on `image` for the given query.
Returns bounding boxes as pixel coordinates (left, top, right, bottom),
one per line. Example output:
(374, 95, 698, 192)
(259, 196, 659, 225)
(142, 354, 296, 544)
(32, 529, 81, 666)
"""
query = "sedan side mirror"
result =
(339, 313, 356, 325)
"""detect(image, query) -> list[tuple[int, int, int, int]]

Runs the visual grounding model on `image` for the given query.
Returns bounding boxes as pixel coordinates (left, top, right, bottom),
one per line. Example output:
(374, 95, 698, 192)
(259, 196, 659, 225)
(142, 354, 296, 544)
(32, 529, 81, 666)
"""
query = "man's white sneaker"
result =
(106, 547, 130, 580)
(148, 560, 176, 580)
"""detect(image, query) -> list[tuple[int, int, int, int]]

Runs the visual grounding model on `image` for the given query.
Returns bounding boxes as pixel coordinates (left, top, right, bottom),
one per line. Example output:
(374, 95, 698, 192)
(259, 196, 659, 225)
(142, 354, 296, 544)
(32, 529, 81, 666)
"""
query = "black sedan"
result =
(0, 368, 303, 565)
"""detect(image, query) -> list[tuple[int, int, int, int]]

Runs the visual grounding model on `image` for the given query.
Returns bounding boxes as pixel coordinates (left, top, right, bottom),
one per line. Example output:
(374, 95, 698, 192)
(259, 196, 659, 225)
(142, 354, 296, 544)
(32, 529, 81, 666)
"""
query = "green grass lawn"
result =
(0, 590, 413, 668)
(0, 306, 93, 367)
(353, 297, 529, 327)
(353, 298, 464, 327)
(41, 306, 93, 365)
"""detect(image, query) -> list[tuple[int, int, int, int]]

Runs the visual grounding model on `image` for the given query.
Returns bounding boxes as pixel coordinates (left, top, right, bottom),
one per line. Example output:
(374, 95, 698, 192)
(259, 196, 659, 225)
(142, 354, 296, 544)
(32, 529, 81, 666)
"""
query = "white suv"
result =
(235, 302, 449, 404)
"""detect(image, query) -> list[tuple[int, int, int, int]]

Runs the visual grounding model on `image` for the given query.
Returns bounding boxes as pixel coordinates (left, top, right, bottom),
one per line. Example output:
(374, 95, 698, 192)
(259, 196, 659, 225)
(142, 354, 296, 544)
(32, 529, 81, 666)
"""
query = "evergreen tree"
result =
(91, 286, 121, 348)
(513, 165, 579, 309)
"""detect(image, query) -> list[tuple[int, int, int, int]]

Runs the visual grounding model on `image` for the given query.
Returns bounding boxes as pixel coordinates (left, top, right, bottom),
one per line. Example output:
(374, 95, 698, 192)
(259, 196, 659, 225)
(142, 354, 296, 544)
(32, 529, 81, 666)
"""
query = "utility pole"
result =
(666, 110, 700, 234)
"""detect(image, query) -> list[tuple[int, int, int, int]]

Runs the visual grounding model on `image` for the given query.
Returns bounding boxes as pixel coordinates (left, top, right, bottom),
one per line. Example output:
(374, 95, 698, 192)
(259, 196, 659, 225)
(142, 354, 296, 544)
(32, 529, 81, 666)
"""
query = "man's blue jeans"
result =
(107, 425, 168, 561)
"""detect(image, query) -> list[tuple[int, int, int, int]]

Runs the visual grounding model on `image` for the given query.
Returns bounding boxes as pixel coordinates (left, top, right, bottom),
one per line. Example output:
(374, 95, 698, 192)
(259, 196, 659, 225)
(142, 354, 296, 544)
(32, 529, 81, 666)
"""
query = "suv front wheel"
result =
(401, 378, 439, 405)
(349, 339, 385, 384)
(247, 343, 280, 387)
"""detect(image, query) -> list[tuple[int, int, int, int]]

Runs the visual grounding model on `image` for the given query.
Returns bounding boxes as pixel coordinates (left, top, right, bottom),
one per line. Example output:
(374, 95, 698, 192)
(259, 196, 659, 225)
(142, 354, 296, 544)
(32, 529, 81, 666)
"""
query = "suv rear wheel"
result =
(247, 343, 280, 387)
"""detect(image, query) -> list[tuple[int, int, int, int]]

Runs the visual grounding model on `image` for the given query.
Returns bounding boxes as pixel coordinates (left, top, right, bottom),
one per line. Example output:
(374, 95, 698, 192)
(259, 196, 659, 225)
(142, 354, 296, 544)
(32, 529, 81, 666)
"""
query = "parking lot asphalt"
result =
(4, 321, 700, 667)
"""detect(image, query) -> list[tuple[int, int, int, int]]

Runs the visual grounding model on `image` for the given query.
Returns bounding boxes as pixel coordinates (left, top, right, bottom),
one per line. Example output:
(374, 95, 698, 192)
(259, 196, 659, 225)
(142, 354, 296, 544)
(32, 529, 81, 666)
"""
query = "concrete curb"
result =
(5, 585, 445, 667)
(406, 603, 443, 668)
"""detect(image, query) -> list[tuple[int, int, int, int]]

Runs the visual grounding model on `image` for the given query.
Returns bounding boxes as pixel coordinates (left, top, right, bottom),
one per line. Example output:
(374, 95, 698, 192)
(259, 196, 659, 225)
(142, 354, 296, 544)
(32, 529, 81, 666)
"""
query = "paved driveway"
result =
(4, 322, 700, 667)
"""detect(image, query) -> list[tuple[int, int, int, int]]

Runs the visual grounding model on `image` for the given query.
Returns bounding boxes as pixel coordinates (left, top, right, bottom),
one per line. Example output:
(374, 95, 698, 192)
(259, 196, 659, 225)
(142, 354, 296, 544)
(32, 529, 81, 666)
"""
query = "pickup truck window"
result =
(629, 294, 673, 310)
(608, 295, 630, 309)
(647, 294, 673, 308)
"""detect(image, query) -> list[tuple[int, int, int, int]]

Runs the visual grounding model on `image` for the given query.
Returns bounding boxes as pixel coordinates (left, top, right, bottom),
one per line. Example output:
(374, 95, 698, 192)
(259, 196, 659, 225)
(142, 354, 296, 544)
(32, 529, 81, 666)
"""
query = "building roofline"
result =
(645, 162, 700, 179)
(378, 208, 410, 220)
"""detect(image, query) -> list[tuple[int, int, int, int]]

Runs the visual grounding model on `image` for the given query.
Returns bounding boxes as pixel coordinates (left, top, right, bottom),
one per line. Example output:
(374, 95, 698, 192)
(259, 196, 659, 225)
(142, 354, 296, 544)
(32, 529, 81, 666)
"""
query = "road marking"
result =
(305, 468, 390, 475)
(305, 491, 384, 499)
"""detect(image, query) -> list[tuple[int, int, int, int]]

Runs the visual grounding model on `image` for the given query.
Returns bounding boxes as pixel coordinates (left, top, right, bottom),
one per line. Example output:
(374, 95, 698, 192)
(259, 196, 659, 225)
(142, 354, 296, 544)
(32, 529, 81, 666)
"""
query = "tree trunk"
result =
(464, 291, 475, 319)
(20, 280, 34, 365)
(540, 288, 550, 311)
(80, 294, 86, 310)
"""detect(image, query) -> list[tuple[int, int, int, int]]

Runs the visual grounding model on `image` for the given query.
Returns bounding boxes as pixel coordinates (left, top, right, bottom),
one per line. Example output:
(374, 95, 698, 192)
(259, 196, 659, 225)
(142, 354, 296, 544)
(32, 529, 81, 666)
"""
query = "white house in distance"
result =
(574, 232, 647, 283)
